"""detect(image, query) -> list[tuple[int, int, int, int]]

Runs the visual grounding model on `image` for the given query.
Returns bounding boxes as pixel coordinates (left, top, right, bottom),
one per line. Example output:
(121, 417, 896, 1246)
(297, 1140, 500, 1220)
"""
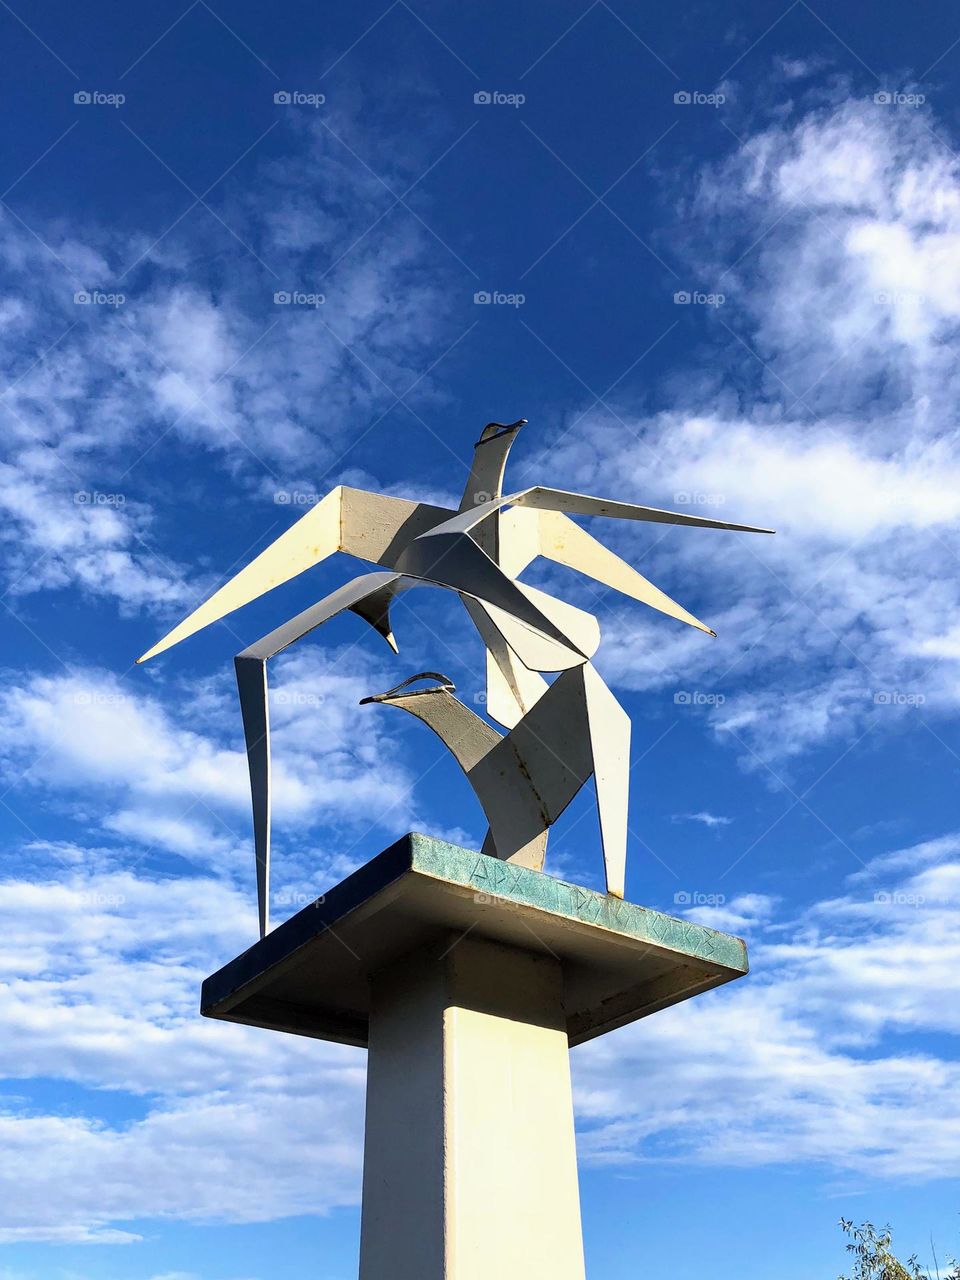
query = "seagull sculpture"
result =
(138, 418, 772, 935)
(359, 670, 629, 885)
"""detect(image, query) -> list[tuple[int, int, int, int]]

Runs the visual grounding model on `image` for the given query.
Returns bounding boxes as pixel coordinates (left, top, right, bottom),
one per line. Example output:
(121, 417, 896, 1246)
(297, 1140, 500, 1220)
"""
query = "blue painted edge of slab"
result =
(408, 832, 748, 973)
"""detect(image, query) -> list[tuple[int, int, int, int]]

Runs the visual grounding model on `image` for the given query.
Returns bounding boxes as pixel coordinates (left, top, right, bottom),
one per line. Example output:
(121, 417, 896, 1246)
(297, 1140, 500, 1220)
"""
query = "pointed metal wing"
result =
(137, 487, 455, 664)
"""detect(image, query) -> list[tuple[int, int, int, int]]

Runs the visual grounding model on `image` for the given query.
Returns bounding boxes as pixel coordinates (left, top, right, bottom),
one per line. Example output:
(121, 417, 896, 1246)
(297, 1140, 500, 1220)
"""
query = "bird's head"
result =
(360, 672, 456, 707)
(475, 418, 527, 446)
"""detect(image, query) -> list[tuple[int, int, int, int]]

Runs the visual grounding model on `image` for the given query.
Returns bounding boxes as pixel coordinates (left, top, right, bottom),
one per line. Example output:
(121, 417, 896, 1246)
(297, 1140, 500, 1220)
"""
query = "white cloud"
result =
(672, 811, 733, 827)
(535, 94, 960, 762)
(0, 106, 455, 617)
(0, 862, 367, 1243)
(0, 655, 415, 878)
(0, 829, 958, 1240)
(682, 891, 777, 932)
(0, 1093, 363, 1244)
(574, 832, 960, 1178)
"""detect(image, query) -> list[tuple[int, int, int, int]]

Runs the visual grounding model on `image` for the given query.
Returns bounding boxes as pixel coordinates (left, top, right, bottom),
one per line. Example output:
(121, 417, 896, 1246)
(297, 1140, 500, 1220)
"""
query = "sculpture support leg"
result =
(581, 663, 631, 899)
(359, 934, 587, 1280)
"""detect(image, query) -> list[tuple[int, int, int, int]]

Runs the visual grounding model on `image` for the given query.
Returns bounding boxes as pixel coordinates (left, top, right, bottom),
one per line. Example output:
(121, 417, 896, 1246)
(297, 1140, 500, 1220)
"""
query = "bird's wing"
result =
(238, 571, 407, 661)
(501, 506, 717, 636)
(500, 662, 630, 897)
(234, 570, 409, 939)
(395, 530, 593, 669)
(436, 488, 775, 537)
(581, 664, 630, 899)
(421, 488, 771, 641)
(137, 487, 454, 663)
(473, 581, 600, 673)
(506, 487, 775, 533)
(231, 564, 592, 937)
(234, 655, 271, 940)
(461, 596, 549, 729)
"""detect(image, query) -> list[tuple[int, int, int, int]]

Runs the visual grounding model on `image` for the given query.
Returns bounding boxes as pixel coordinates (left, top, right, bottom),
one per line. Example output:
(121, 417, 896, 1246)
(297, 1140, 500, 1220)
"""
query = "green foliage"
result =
(838, 1219, 960, 1280)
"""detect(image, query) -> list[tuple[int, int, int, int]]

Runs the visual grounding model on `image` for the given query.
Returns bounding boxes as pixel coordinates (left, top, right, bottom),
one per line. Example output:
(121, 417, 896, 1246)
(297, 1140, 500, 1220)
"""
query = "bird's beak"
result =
(477, 418, 527, 445)
(360, 672, 455, 706)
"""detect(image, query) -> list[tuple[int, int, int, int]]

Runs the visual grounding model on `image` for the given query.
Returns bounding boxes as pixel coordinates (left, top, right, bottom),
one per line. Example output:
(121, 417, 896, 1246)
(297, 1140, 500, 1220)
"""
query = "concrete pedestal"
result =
(201, 834, 749, 1278)
(360, 936, 585, 1279)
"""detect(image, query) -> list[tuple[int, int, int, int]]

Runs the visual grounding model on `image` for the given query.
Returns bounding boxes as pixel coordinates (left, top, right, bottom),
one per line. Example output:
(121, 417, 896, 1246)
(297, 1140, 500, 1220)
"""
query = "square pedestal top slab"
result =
(201, 833, 749, 1047)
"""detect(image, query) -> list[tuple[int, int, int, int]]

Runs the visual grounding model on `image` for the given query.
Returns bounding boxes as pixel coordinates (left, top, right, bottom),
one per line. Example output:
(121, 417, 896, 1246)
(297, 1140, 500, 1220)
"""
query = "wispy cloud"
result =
(0, 825, 956, 1241)
(576, 831, 960, 1177)
(672, 810, 733, 827)
(0, 650, 415, 883)
(0, 104, 457, 618)
(545, 92, 960, 764)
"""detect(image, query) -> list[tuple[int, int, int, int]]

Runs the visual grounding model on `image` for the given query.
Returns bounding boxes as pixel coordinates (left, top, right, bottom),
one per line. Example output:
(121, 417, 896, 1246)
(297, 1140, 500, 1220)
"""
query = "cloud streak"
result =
(0, 825, 957, 1241)
(539, 93, 960, 763)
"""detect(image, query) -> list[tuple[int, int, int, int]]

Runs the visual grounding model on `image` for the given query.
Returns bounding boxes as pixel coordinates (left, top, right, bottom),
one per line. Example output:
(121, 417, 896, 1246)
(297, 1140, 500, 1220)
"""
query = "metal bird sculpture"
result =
(360, 670, 629, 893)
(138, 418, 772, 936)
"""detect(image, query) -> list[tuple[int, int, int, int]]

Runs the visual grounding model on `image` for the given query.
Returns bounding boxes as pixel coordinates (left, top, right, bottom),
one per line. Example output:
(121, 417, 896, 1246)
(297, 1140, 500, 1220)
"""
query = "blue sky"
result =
(2, 0, 960, 1275)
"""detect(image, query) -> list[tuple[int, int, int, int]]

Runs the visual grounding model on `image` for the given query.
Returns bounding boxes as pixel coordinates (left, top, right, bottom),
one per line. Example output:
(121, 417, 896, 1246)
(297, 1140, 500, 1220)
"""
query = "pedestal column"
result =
(200, 835, 749, 1280)
(359, 933, 586, 1280)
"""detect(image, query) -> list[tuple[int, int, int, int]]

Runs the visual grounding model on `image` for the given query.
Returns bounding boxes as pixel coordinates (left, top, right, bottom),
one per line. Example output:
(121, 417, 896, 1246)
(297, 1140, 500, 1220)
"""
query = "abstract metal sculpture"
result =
(360, 668, 629, 883)
(138, 419, 771, 935)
